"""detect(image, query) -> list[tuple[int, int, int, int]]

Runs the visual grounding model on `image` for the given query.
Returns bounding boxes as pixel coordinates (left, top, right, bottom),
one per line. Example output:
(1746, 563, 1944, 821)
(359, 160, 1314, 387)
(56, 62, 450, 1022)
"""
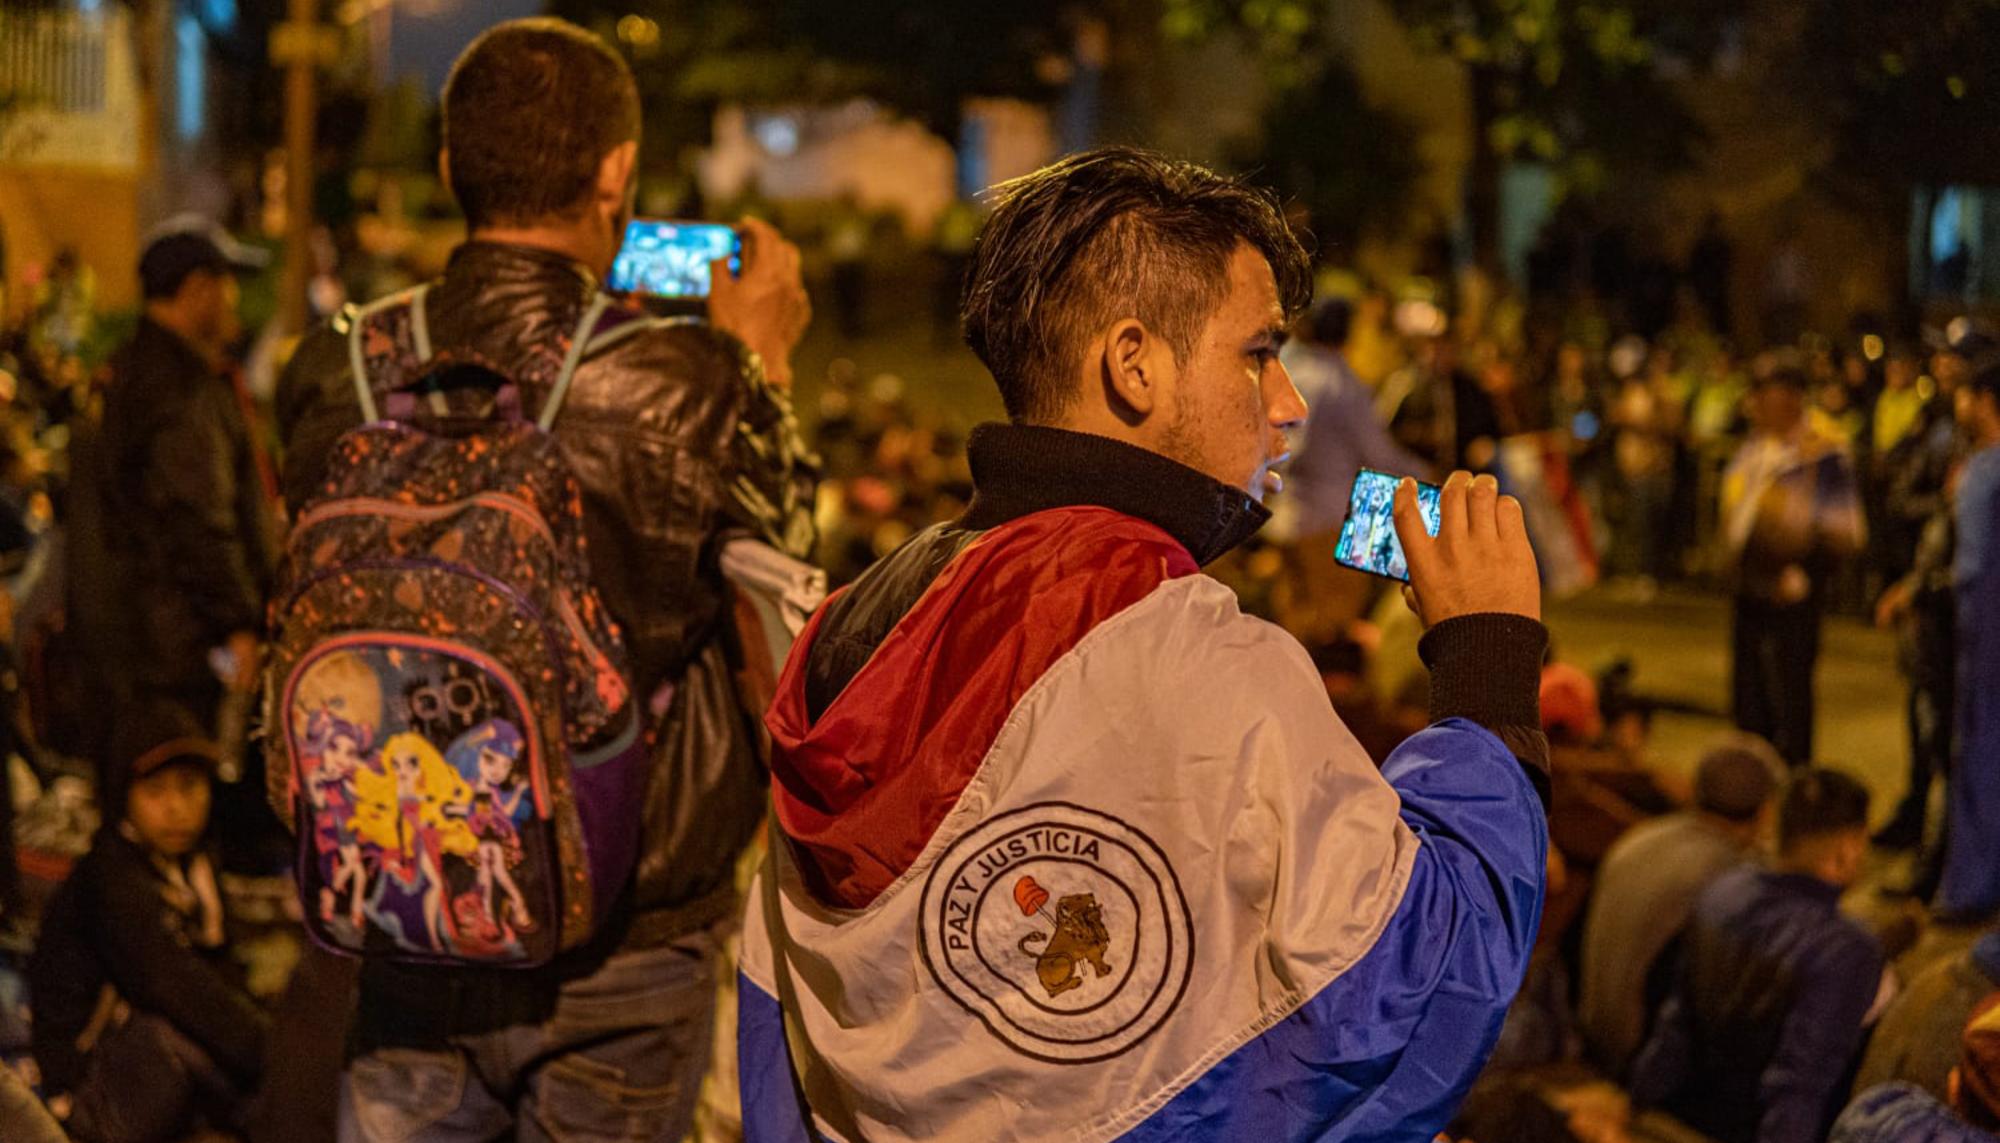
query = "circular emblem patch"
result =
(919, 801, 1193, 1064)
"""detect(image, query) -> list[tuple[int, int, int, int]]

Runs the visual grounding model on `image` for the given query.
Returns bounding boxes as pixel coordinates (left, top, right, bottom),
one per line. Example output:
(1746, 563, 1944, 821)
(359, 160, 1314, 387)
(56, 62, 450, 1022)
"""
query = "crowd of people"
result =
(0, 12, 1992, 1143)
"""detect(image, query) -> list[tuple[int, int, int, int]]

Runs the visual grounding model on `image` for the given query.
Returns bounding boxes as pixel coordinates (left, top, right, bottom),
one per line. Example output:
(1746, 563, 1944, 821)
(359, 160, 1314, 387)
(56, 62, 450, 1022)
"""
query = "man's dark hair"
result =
(1692, 741, 1782, 824)
(441, 18, 640, 230)
(960, 146, 1312, 423)
(1309, 297, 1354, 349)
(1775, 768, 1870, 853)
(1971, 357, 2000, 401)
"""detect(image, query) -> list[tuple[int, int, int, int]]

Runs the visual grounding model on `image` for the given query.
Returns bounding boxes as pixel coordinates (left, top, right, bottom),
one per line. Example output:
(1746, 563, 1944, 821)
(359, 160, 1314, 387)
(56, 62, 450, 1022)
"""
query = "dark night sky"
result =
(385, 0, 542, 95)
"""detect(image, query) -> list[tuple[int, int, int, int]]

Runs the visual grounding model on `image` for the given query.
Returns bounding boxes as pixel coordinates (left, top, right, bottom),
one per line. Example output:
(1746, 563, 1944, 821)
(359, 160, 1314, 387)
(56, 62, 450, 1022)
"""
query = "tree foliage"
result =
(555, 0, 1088, 167)
(1164, 0, 1731, 267)
(1794, 0, 2000, 194)
(1230, 60, 1424, 255)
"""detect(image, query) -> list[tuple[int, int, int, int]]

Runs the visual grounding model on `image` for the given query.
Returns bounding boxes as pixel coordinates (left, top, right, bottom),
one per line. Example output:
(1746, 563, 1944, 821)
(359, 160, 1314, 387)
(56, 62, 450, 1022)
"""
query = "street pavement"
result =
(1547, 585, 1909, 821)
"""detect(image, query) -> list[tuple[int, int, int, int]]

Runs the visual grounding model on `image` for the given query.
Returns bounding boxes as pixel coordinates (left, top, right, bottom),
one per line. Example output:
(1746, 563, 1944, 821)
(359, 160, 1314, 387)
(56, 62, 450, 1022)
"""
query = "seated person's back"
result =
(1578, 737, 1783, 1075)
(1834, 993, 2000, 1143)
(30, 703, 268, 1143)
(1852, 929, 2000, 1101)
(1630, 769, 1883, 1143)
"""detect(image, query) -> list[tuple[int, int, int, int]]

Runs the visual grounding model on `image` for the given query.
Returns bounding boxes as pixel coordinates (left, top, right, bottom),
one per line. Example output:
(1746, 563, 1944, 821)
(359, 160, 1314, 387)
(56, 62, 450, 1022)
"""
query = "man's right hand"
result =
(1875, 579, 1914, 629)
(708, 217, 810, 391)
(1394, 472, 1541, 627)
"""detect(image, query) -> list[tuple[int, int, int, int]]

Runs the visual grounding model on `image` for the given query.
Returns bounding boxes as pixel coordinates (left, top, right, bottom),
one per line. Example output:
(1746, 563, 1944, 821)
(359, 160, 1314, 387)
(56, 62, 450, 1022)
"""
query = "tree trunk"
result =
(1464, 62, 1504, 278)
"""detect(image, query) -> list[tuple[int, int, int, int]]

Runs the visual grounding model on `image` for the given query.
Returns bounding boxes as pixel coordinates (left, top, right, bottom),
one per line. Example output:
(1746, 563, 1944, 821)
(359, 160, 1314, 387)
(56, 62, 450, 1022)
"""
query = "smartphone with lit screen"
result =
(1333, 468, 1443, 582)
(608, 219, 741, 300)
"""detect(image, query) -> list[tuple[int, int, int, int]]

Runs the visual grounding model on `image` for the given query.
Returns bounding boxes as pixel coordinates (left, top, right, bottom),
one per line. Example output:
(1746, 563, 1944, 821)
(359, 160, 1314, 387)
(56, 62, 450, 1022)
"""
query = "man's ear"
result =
(1098, 318, 1170, 423)
(437, 148, 454, 200)
(596, 140, 639, 216)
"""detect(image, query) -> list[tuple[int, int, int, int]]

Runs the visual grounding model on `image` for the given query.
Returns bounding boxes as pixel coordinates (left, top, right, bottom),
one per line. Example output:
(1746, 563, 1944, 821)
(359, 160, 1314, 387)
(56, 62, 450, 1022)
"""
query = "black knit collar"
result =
(959, 423, 1270, 566)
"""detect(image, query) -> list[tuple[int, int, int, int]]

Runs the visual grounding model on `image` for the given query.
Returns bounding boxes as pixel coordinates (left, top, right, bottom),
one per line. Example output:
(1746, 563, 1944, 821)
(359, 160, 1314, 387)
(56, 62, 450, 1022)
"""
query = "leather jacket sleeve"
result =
(724, 357, 819, 561)
(144, 391, 264, 642)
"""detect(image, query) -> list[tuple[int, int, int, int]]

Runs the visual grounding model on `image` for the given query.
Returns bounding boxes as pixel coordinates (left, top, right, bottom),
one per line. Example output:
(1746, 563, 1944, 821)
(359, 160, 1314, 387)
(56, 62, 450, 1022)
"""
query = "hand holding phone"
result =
(1393, 471, 1542, 626)
(708, 217, 810, 391)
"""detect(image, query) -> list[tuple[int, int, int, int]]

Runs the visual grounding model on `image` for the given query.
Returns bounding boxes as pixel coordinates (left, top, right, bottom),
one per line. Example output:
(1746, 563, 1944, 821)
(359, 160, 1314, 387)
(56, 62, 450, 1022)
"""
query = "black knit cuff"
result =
(1419, 613, 1552, 800)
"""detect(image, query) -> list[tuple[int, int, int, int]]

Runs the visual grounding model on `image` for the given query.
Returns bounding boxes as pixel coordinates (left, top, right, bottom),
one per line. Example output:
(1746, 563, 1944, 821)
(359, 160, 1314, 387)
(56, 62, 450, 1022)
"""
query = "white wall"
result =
(0, 5, 142, 172)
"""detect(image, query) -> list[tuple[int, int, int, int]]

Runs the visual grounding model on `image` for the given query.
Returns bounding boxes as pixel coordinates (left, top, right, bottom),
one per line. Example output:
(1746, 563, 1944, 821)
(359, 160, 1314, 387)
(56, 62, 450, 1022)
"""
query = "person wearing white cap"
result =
(83, 217, 277, 772)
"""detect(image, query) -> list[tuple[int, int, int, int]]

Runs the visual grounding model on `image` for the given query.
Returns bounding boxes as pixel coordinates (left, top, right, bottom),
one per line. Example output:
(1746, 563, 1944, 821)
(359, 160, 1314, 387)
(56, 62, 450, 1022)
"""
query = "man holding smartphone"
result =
(738, 148, 1548, 1141)
(275, 18, 814, 1141)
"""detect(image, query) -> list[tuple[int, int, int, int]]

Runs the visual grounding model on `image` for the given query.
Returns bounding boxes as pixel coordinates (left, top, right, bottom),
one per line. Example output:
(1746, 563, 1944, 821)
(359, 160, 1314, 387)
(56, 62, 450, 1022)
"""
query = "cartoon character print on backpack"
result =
(443, 720, 537, 951)
(287, 642, 554, 960)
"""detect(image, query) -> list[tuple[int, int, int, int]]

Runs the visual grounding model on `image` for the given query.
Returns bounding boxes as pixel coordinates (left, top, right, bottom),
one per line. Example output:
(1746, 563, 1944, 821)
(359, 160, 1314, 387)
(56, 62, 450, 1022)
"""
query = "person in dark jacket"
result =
(273, 18, 814, 1142)
(29, 702, 269, 1143)
(1631, 769, 1885, 1143)
(96, 220, 276, 722)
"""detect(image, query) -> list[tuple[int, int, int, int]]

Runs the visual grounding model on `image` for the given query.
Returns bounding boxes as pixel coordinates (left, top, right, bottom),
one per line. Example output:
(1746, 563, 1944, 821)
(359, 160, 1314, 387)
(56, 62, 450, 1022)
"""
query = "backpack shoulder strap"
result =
(344, 283, 434, 424)
(536, 292, 612, 432)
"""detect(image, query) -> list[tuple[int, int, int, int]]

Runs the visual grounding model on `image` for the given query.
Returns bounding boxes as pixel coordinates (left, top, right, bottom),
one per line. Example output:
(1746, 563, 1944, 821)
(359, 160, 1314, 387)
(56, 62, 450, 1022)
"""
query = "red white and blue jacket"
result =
(739, 424, 1550, 1142)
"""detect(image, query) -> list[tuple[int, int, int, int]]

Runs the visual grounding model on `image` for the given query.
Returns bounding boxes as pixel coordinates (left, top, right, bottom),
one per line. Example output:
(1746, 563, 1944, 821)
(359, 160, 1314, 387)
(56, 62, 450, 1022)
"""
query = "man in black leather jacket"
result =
(273, 18, 814, 1141)
(97, 222, 277, 729)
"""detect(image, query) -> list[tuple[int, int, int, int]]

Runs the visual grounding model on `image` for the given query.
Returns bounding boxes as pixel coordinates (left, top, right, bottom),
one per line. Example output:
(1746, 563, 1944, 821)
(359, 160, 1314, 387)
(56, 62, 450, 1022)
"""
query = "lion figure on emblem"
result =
(1019, 892, 1114, 998)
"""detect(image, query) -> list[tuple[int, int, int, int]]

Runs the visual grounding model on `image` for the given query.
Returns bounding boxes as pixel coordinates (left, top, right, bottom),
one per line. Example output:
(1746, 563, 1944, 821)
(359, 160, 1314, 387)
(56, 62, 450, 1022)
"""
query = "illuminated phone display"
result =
(608, 220, 741, 300)
(1333, 469, 1442, 582)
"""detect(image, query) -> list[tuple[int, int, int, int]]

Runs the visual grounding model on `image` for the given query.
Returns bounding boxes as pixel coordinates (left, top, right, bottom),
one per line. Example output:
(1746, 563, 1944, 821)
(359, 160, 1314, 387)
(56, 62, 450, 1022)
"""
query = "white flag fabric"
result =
(740, 572, 1546, 1142)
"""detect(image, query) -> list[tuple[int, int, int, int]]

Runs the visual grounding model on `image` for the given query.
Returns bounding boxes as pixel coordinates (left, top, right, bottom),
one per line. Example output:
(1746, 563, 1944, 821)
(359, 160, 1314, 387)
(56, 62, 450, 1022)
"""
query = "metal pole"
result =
(278, 0, 318, 336)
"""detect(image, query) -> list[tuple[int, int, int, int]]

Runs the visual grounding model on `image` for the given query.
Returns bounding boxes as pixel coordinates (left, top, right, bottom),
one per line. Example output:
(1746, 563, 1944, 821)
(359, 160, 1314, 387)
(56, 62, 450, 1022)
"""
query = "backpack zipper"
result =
(295, 493, 557, 550)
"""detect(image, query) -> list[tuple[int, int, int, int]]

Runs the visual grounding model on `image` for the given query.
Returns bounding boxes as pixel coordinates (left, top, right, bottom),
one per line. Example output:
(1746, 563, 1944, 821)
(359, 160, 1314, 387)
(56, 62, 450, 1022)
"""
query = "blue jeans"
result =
(339, 929, 719, 1143)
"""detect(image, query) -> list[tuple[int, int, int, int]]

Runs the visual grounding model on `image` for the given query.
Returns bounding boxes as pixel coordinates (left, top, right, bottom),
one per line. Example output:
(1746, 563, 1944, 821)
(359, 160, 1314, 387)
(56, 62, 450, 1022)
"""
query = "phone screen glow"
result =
(608, 221, 741, 299)
(1333, 469, 1442, 582)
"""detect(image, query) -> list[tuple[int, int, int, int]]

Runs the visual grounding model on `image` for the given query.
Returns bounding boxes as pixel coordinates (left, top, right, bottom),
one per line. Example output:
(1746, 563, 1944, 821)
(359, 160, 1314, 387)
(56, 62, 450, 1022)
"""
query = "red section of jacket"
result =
(765, 507, 1199, 909)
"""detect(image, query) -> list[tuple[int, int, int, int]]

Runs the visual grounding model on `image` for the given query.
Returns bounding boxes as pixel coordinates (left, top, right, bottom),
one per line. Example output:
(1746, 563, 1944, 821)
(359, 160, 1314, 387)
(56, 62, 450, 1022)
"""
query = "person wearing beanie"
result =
(1832, 992, 2000, 1143)
(1576, 735, 1786, 1075)
(28, 702, 269, 1143)
(1631, 768, 1886, 1143)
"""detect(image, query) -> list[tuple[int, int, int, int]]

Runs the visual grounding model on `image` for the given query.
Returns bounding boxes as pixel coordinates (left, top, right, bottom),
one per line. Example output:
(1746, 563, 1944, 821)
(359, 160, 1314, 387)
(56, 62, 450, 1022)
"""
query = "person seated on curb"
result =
(1834, 993, 2000, 1143)
(1854, 927, 2000, 1102)
(1577, 735, 1786, 1077)
(29, 702, 268, 1143)
(1631, 768, 1885, 1143)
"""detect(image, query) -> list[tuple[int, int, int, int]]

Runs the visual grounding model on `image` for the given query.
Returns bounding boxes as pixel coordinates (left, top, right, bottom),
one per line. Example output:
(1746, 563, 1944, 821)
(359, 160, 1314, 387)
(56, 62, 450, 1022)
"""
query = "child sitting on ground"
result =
(29, 702, 268, 1143)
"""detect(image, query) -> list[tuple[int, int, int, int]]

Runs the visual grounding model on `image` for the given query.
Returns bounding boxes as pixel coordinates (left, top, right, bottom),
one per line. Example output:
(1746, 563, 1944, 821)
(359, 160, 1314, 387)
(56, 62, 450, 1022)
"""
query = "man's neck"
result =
(1771, 853, 1841, 888)
(143, 304, 215, 367)
(1693, 810, 1756, 846)
(467, 225, 605, 281)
